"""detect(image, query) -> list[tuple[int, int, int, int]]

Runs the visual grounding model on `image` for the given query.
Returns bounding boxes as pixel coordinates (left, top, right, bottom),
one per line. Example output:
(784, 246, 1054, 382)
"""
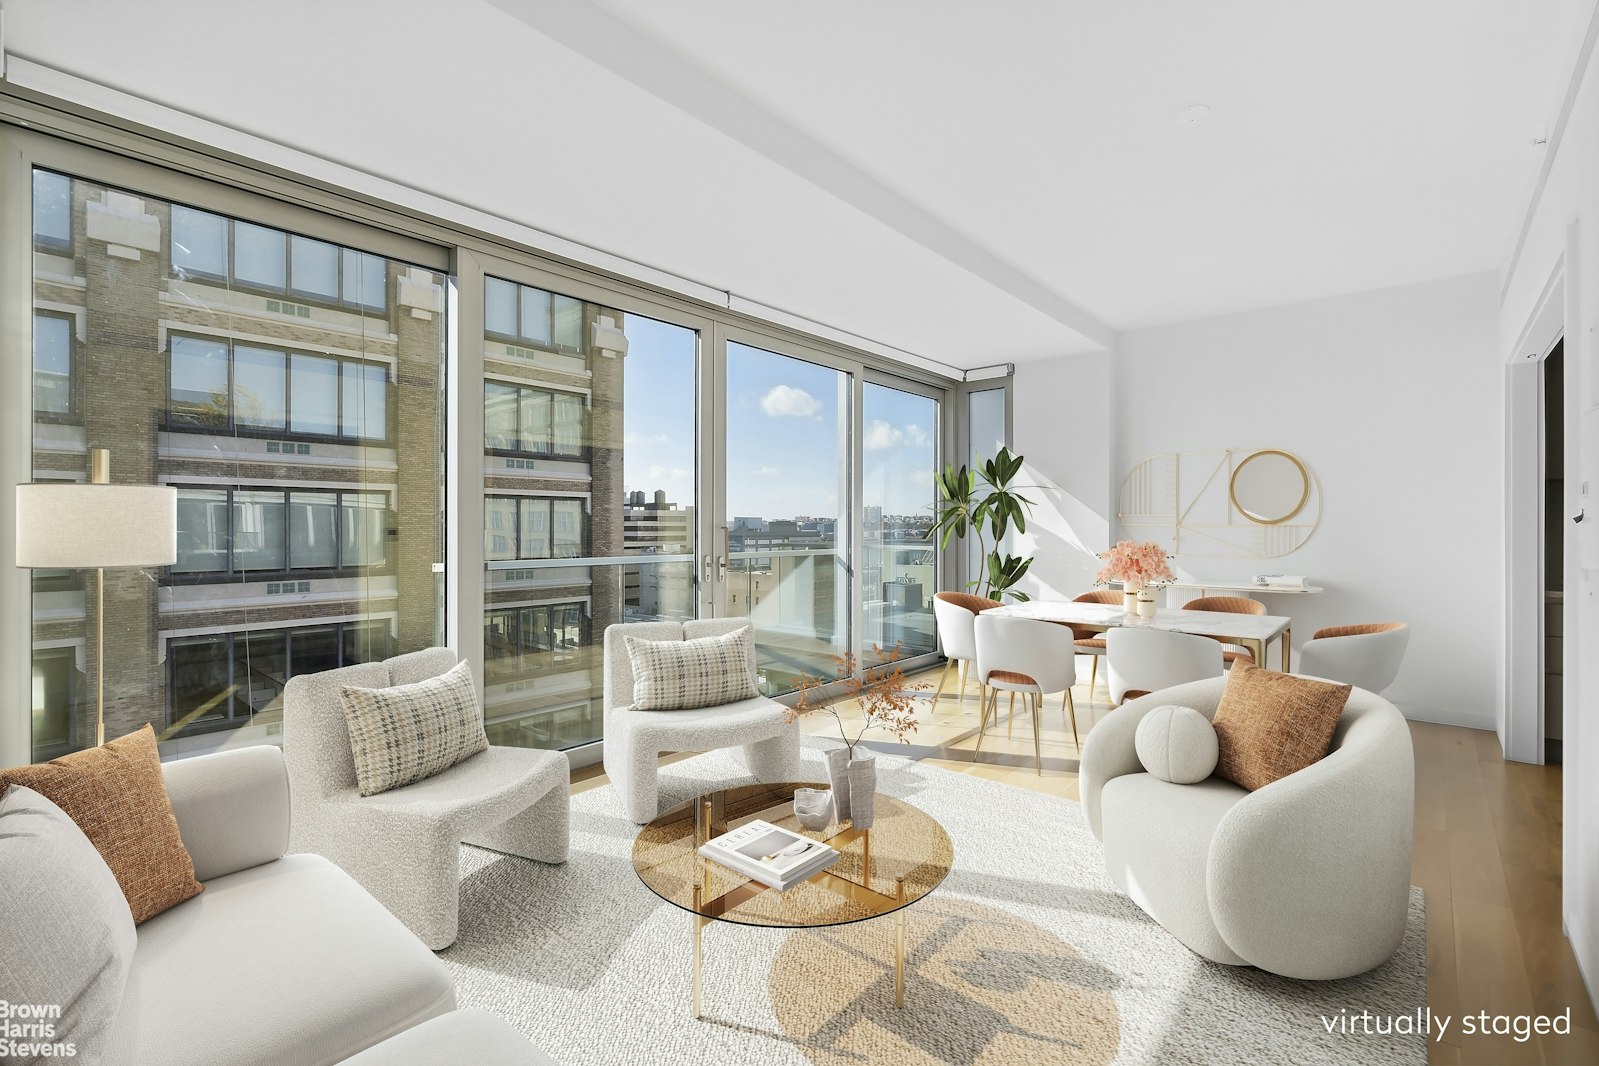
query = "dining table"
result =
(985, 599, 1293, 672)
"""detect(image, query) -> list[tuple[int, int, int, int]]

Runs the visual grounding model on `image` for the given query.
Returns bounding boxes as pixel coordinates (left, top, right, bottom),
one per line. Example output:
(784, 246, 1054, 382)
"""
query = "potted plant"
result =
(1096, 540, 1175, 617)
(928, 446, 1036, 601)
(785, 643, 927, 827)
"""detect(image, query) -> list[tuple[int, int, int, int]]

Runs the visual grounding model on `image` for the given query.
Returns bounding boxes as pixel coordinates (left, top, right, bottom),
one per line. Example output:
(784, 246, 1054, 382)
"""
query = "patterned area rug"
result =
(443, 739, 1426, 1065)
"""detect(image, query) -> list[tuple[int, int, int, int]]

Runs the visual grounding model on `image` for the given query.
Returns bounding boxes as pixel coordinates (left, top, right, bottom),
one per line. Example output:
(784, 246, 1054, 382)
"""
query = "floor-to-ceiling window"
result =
(3, 111, 960, 770)
(723, 341, 852, 693)
(480, 275, 698, 751)
(862, 381, 939, 656)
(24, 161, 446, 761)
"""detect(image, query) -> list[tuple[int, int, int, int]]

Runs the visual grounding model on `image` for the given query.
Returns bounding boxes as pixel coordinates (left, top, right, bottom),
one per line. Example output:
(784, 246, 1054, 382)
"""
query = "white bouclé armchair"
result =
(1080, 675, 1414, 980)
(283, 647, 571, 950)
(602, 619, 799, 824)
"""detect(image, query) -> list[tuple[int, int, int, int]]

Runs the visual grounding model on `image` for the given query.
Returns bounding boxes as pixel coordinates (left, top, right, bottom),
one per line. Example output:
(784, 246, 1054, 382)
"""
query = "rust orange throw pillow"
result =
(0, 724, 202, 922)
(1212, 661, 1351, 791)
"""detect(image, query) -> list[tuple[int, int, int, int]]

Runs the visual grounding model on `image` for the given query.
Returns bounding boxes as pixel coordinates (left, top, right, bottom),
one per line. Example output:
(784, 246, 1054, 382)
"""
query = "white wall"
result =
(1011, 353, 1115, 601)
(1114, 272, 1502, 730)
(1500, 17, 1599, 1019)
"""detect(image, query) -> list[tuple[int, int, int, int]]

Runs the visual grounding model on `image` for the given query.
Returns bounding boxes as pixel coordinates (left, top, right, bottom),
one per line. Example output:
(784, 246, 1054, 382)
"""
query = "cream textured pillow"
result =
(0, 786, 136, 1064)
(1212, 661, 1351, 791)
(623, 626, 758, 711)
(0, 724, 204, 923)
(340, 659, 489, 797)
(1134, 705, 1219, 784)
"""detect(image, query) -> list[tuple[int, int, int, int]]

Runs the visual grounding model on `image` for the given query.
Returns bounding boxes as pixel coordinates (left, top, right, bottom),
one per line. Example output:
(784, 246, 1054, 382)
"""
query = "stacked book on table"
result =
(1252, 574, 1309, 589)
(698, 820, 840, 891)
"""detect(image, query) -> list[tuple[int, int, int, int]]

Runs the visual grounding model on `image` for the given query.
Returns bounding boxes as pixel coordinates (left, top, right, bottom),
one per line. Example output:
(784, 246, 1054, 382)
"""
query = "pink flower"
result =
(1096, 540, 1173, 587)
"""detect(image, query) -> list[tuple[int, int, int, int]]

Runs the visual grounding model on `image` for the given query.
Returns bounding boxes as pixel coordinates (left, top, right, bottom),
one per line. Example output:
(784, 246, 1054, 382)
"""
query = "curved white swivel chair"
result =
(1105, 627, 1224, 705)
(972, 613, 1079, 771)
(602, 619, 799, 823)
(1297, 623, 1410, 693)
(1080, 676, 1414, 980)
(931, 591, 1000, 705)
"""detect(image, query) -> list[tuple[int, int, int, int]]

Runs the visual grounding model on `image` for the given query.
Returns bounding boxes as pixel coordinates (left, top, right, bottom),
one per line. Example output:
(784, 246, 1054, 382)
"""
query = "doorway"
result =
(1543, 339, 1566, 763)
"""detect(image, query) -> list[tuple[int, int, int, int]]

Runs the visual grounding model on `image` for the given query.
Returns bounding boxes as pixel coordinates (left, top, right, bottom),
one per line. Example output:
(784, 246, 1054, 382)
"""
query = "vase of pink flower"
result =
(1096, 540, 1175, 617)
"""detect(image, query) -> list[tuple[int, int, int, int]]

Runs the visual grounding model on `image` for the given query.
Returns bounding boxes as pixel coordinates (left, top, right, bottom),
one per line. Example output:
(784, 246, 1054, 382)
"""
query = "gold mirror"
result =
(1229, 449, 1310, 525)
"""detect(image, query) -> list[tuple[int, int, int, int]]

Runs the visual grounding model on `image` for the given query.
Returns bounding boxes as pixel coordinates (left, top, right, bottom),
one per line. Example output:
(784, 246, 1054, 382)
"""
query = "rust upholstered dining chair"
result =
(932, 591, 1002, 706)
(1181, 595, 1266, 667)
(1071, 589, 1123, 700)
(1297, 622, 1410, 693)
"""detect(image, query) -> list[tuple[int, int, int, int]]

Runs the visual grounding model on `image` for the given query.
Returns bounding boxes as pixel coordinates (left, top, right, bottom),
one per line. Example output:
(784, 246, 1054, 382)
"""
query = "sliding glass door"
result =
(862, 380, 940, 657)
(721, 341, 852, 693)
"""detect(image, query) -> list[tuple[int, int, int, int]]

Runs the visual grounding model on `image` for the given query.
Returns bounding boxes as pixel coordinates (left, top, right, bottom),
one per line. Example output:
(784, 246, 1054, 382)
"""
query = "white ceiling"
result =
(5, 0, 1590, 369)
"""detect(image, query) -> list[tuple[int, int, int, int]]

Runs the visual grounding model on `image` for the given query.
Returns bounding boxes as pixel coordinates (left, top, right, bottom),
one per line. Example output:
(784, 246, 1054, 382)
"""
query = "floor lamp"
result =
(15, 448, 176, 748)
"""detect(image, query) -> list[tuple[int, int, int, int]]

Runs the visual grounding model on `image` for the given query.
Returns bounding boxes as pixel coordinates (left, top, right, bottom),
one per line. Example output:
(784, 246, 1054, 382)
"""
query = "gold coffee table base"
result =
(632, 783, 952, 1021)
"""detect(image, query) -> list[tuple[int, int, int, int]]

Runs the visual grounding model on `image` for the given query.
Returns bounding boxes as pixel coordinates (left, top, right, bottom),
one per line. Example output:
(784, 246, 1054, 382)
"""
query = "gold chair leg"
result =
(1064, 688, 1080, 750)
(1030, 692, 1043, 775)
(957, 659, 968, 699)
(1088, 656, 1099, 701)
(974, 688, 994, 755)
(1006, 691, 1016, 739)
(930, 660, 953, 705)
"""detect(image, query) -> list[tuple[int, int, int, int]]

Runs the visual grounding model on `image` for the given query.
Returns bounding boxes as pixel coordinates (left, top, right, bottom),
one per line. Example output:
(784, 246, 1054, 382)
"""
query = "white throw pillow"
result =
(0, 785, 136, 1064)
(1135, 705, 1220, 784)
(339, 659, 489, 796)
(623, 625, 758, 711)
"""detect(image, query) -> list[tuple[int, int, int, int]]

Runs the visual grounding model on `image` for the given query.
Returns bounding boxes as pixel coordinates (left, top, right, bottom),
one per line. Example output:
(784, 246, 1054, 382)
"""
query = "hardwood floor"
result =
(573, 668, 1599, 1064)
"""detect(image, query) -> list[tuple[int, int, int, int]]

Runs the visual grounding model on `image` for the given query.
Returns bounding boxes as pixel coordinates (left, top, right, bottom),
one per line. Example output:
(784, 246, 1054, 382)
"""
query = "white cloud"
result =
(753, 465, 780, 477)
(863, 420, 904, 450)
(624, 432, 671, 448)
(904, 424, 931, 447)
(760, 385, 821, 418)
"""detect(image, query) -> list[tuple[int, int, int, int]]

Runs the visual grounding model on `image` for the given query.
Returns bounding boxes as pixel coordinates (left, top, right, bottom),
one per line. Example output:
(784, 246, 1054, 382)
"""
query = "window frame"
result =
(481, 380, 588, 460)
(31, 309, 77, 422)
(482, 493, 590, 562)
(164, 331, 395, 445)
(166, 485, 397, 585)
(482, 276, 585, 356)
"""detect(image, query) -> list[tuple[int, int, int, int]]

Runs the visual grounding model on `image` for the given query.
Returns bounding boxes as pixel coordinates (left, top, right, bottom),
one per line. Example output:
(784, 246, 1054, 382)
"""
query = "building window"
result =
(166, 333, 391, 442)
(483, 277, 584, 353)
(483, 382, 585, 457)
(167, 621, 394, 737)
(483, 603, 588, 682)
(172, 486, 393, 580)
(168, 205, 388, 313)
(32, 171, 72, 251)
(31, 648, 78, 759)
(33, 313, 74, 418)
(483, 496, 587, 561)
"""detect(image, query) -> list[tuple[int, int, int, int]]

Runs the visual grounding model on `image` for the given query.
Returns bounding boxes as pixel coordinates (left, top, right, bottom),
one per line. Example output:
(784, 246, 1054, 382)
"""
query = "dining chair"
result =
(1182, 595, 1267, 666)
(1297, 622, 1410, 693)
(1105, 627, 1224, 705)
(972, 613, 1079, 772)
(932, 591, 1001, 707)
(1070, 589, 1123, 700)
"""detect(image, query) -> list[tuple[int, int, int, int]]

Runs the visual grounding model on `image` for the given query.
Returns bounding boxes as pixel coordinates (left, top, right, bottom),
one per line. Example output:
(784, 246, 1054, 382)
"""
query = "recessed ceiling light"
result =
(1173, 104, 1213, 129)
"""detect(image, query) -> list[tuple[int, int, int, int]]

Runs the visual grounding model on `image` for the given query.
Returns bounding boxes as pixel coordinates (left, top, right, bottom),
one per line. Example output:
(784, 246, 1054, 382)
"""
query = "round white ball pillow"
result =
(1134, 705, 1219, 784)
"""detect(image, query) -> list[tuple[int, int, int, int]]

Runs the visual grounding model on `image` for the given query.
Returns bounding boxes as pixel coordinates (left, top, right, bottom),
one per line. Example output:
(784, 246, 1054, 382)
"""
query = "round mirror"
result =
(1229, 450, 1310, 525)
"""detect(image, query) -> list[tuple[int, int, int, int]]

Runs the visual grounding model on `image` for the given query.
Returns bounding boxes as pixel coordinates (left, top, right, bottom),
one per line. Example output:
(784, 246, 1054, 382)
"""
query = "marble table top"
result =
(986, 600, 1291, 643)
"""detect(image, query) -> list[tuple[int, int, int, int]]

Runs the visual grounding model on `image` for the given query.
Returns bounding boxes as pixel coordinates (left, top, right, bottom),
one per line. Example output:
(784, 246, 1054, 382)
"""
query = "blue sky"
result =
(620, 324, 937, 520)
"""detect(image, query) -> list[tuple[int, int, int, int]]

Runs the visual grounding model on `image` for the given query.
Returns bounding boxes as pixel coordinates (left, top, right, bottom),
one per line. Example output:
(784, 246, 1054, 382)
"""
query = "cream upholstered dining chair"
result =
(972, 613, 1079, 771)
(1298, 622, 1410, 693)
(1069, 589, 1123, 699)
(1105, 627, 1224, 705)
(931, 591, 1001, 706)
(1182, 595, 1266, 666)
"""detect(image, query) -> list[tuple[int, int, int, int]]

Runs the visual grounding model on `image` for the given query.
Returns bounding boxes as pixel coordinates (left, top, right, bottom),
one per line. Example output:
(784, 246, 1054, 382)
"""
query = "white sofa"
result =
(1079, 676, 1414, 980)
(283, 647, 570, 949)
(602, 619, 799, 823)
(114, 745, 549, 1065)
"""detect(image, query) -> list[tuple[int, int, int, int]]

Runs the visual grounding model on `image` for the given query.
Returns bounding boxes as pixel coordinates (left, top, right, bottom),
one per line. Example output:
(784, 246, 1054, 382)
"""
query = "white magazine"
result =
(698, 819, 840, 891)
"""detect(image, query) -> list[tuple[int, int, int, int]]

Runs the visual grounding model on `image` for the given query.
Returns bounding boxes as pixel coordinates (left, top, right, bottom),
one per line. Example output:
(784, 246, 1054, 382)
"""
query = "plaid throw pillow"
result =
(623, 626, 758, 711)
(339, 659, 489, 797)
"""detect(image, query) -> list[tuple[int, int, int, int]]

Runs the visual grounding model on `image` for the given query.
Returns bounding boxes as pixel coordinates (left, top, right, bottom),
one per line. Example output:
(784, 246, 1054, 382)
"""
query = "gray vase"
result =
(825, 747, 854, 821)
(827, 746, 877, 828)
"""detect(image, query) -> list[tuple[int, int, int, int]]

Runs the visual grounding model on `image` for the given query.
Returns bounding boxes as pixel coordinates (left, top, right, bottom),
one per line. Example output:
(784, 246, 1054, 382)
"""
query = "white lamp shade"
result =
(15, 483, 178, 568)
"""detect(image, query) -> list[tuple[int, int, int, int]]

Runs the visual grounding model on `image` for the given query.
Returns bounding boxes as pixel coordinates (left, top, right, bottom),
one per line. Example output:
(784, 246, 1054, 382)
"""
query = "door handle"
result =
(717, 526, 729, 581)
(702, 553, 713, 586)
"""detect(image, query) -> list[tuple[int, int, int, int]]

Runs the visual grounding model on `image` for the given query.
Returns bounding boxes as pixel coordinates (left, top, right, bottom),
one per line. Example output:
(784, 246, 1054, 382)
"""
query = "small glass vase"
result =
(1136, 590, 1157, 619)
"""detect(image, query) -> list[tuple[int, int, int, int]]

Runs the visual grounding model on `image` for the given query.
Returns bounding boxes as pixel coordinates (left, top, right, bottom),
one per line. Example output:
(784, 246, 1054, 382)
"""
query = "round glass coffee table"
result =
(632, 781, 953, 1018)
